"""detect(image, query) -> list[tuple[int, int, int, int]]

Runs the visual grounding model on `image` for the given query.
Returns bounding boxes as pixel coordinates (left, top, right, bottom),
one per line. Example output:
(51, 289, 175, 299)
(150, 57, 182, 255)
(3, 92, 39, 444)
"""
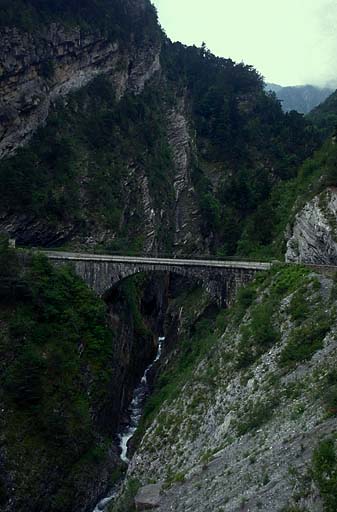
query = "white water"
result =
(93, 337, 165, 512)
(119, 336, 164, 462)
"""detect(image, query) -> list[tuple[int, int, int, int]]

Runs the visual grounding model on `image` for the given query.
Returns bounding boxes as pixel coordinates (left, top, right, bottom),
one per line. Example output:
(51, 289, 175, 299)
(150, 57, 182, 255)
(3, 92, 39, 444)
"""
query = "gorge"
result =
(0, 1, 337, 511)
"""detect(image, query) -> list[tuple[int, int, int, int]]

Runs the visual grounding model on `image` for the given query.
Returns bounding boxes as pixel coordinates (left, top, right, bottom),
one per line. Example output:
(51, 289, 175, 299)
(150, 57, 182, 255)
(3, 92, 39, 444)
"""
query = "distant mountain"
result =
(267, 83, 333, 114)
(308, 88, 337, 138)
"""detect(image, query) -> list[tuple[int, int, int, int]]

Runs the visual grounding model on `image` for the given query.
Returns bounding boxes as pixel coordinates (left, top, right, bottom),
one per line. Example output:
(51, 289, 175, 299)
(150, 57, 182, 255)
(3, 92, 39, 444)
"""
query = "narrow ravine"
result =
(93, 337, 165, 512)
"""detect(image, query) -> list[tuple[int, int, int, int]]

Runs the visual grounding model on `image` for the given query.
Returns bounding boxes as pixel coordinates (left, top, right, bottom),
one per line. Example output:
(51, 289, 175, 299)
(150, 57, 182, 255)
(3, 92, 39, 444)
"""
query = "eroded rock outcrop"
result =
(167, 100, 203, 253)
(286, 187, 337, 264)
(0, 24, 160, 157)
(120, 164, 163, 255)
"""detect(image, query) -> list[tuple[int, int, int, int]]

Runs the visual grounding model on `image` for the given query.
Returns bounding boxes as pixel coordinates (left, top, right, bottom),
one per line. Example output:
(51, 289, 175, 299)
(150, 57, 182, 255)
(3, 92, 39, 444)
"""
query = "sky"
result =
(151, 0, 337, 87)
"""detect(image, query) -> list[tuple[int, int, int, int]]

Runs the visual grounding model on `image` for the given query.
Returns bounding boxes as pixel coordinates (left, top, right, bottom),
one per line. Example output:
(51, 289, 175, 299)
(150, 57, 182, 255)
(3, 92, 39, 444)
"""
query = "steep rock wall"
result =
(0, 24, 160, 157)
(167, 100, 203, 253)
(286, 187, 337, 264)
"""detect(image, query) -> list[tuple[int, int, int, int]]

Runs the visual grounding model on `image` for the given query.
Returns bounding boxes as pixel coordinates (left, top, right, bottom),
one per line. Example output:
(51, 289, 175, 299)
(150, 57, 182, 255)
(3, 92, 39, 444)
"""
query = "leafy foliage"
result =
(236, 300, 279, 369)
(309, 89, 337, 140)
(236, 396, 279, 436)
(279, 313, 330, 367)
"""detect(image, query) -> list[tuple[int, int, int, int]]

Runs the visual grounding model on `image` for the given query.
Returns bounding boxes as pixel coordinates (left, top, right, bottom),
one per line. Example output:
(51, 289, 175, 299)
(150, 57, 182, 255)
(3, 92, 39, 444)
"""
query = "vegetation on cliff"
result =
(0, 76, 175, 251)
(0, 239, 120, 510)
(309, 89, 337, 139)
(162, 42, 319, 256)
(0, 0, 160, 44)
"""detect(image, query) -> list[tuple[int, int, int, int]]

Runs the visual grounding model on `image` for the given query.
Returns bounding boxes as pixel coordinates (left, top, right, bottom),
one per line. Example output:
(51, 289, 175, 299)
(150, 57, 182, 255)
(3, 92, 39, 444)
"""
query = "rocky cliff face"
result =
(0, 19, 206, 255)
(167, 100, 203, 253)
(0, 23, 160, 157)
(118, 266, 337, 512)
(0, 59, 205, 255)
(286, 187, 337, 264)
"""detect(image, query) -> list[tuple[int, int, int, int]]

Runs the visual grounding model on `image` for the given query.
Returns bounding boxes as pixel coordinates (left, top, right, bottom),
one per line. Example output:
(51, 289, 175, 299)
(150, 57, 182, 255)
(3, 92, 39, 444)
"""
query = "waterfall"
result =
(119, 336, 164, 463)
(93, 337, 165, 512)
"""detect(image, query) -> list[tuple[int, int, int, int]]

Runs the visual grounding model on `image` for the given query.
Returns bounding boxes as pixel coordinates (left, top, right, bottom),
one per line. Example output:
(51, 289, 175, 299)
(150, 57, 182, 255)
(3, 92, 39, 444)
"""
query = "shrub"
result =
(279, 314, 330, 367)
(271, 264, 309, 297)
(324, 386, 337, 416)
(235, 300, 279, 369)
(289, 286, 309, 322)
(236, 397, 279, 436)
(312, 438, 337, 512)
(323, 369, 337, 416)
(237, 285, 257, 309)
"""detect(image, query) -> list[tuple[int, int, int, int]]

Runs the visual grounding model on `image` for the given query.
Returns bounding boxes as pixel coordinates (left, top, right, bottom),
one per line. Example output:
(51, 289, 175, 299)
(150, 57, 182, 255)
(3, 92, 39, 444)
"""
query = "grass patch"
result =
(289, 285, 310, 322)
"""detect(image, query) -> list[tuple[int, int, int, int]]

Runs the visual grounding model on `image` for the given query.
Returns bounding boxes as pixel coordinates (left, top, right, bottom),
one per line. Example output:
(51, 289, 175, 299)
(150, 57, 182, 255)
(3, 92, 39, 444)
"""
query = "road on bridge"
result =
(41, 250, 272, 271)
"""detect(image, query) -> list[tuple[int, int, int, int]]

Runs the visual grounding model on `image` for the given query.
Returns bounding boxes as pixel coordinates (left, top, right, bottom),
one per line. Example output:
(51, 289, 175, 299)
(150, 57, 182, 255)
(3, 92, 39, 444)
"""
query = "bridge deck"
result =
(42, 251, 272, 271)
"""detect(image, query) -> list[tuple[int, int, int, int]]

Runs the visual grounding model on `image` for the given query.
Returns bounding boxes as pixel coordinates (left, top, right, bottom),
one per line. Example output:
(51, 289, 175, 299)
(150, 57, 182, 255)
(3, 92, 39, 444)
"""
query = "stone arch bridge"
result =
(43, 251, 271, 306)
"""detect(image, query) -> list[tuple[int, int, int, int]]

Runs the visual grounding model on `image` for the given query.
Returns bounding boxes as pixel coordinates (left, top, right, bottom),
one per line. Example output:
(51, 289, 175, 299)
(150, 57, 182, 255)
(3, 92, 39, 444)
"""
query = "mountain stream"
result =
(93, 337, 165, 511)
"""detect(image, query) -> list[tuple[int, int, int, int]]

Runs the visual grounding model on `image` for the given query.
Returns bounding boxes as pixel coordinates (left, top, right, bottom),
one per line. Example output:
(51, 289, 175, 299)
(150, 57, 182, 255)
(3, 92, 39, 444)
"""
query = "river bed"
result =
(93, 337, 165, 511)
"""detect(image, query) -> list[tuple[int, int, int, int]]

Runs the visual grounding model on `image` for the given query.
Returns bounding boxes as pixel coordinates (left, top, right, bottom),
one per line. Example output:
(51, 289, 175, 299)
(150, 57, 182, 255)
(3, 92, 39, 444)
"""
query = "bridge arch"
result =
(44, 252, 270, 307)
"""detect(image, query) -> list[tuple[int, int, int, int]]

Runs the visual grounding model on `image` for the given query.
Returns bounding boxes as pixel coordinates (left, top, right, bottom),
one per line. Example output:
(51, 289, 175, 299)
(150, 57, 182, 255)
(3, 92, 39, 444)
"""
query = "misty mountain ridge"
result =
(267, 82, 334, 114)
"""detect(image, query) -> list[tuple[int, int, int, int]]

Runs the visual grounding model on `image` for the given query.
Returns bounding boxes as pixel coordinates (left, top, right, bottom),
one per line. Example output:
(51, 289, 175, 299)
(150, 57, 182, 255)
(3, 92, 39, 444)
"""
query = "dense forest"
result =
(0, 0, 160, 43)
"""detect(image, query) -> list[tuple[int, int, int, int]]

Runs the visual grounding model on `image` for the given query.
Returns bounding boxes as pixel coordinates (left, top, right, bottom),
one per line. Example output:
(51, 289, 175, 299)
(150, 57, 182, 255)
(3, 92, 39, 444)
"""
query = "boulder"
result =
(134, 483, 162, 510)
